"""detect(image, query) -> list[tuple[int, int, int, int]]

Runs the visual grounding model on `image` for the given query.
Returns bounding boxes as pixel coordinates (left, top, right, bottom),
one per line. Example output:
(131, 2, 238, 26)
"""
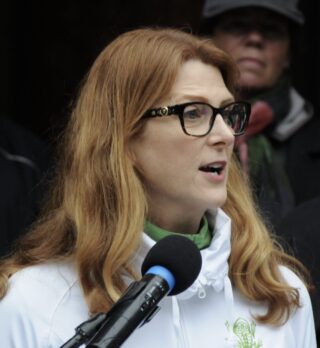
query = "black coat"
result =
(0, 118, 51, 257)
(276, 196, 320, 336)
(283, 116, 320, 204)
(250, 85, 320, 226)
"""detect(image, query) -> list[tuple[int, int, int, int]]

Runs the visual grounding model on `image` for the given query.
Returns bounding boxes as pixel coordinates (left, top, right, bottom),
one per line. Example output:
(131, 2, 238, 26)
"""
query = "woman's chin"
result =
(204, 192, 227, 211)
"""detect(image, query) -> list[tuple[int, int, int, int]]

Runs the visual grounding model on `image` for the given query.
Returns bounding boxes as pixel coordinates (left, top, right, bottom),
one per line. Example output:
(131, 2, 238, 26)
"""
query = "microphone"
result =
(62, 235, 202, 348)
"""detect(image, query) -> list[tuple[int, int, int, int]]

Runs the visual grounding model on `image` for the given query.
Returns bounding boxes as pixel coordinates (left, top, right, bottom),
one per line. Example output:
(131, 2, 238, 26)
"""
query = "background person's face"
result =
(212, 8, 290, 92)
(130, 60, 235, 233)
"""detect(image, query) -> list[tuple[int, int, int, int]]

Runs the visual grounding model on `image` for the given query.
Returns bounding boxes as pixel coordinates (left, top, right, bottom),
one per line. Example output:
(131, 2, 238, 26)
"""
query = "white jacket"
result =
(0, 209, 316, 347)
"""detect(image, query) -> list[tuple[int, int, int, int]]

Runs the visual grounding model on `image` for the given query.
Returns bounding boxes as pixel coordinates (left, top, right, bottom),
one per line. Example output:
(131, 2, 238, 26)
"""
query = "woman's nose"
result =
(207, 114, 235, 147)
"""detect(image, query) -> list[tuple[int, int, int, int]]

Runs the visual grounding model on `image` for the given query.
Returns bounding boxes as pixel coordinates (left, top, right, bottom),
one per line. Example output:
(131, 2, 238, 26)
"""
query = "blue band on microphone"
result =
(145, 265, 176, 292)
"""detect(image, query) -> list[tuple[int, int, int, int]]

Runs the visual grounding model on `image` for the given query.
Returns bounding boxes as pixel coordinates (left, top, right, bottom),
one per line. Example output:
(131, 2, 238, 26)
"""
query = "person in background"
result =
(0, 116, 51, 257)
(0, 28, 316, 347)
(201, 0, 320, 227)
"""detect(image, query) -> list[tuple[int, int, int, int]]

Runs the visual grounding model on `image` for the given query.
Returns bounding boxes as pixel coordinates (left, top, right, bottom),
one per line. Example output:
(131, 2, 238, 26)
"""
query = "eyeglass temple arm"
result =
(142, 106, 177, 118)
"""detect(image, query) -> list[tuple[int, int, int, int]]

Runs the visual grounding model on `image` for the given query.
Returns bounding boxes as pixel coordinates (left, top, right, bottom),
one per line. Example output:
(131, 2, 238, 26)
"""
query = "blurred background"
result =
(1, 0, 319, 144)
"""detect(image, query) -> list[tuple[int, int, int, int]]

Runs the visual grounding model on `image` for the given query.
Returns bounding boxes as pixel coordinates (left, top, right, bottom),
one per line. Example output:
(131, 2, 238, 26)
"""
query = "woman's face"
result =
(212, 8, 290, 91)
(130, 60, 235, 232)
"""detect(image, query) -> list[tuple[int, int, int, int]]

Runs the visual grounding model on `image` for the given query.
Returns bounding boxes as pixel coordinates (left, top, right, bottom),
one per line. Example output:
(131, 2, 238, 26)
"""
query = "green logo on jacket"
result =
(225, 318, 263, 347)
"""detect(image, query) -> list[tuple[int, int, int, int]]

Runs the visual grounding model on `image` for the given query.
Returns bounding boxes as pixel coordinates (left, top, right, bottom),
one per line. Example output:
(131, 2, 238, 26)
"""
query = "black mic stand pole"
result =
(60, 275, 166, 348)
(59, 313, 108, 348)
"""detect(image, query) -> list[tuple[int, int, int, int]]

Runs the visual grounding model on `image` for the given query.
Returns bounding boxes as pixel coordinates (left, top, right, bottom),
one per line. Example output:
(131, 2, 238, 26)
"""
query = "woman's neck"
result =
(147, 203, 204, 235)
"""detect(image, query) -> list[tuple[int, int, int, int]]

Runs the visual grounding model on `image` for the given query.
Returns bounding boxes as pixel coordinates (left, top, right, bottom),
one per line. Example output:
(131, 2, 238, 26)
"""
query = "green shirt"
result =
(144, 216, 212, 250)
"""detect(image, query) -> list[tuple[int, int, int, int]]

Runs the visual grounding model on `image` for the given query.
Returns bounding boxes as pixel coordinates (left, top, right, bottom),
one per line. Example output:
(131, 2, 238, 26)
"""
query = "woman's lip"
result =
(199, 160, 227, 169)
(198, 161, 227, 183)
(200, 167, 226, 183)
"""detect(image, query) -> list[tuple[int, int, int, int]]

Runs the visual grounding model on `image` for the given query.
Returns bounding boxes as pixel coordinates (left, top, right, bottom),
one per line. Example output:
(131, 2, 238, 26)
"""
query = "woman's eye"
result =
(184, 108, 201, 120)
(224, 117, 234, 127)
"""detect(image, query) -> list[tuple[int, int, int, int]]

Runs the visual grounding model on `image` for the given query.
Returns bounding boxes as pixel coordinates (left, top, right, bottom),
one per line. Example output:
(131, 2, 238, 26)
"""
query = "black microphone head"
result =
(141, 235, 202, 296)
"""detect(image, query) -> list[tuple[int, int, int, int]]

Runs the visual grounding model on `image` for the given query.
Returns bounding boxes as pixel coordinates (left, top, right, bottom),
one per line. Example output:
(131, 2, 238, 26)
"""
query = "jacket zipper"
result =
(177, 301, 190, 348)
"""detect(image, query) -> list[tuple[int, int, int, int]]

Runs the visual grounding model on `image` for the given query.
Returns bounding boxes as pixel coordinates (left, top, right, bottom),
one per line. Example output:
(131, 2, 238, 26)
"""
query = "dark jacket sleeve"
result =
(0, 118, 52, 257)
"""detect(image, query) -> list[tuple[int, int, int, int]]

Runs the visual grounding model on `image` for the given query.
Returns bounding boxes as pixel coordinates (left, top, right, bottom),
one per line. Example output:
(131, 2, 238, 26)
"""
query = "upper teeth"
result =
(200, 164, 223, 173)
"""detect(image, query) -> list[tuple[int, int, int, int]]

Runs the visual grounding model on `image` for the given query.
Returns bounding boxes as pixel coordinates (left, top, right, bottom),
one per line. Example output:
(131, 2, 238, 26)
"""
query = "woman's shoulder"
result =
(278, 265, 314, 310)
(278, 265, 317, 346)
(279, 265, 307, 289)
(9, 260, 77, 296)
(0, 260, 86, 347)
(1, 260, 79, 316)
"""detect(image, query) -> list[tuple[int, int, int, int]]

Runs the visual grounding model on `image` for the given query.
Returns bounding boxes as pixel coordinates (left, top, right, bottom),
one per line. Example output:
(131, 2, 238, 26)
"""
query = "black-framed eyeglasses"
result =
(142, 101, 251, 137)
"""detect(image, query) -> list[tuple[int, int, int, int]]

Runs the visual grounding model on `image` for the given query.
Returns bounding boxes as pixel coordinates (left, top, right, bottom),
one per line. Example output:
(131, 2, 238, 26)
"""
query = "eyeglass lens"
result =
(182, 103, 247, 136)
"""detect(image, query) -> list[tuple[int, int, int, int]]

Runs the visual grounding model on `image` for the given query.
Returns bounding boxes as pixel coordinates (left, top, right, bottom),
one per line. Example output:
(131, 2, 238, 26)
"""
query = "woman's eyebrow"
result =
(220, 98, 235, 106)
(170, 94, 234, 105)
(169, 94, 206, 104)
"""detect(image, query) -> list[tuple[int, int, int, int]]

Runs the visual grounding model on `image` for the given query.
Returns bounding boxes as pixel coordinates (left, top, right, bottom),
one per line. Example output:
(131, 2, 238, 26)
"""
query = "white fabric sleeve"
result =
(0, 292, 44, 347)
(280, 266, 317, 348)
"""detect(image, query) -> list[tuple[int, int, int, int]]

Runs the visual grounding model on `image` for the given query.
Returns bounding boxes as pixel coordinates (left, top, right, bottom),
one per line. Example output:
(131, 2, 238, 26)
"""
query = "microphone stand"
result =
(60, 234, 201, 348)
(60, 312, 108, 348)
(60, 275, 165, 348)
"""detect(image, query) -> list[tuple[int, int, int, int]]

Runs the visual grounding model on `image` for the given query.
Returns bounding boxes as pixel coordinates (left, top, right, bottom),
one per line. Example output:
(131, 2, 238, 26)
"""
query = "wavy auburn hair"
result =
(0, 28, 309, 324)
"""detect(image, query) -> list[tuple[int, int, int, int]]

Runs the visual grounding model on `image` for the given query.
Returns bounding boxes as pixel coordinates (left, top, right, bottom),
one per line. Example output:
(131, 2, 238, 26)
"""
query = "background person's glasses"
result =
(217, 19, 289, 40)
(142, 101, 251, 137)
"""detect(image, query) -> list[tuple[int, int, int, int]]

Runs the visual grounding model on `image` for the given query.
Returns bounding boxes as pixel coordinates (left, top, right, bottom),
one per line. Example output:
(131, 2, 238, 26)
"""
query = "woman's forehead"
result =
(167, 60, 233, 104)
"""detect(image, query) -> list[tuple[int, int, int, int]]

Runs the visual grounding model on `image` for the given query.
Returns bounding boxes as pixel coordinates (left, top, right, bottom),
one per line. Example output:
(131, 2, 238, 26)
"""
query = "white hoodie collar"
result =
(136, 208, 232, 299)
(176, 208, 232, 300)
(136, 208, 235, 347)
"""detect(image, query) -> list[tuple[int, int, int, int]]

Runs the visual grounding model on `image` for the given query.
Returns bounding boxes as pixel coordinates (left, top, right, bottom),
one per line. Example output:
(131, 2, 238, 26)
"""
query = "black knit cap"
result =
(202, 0, 304, 25)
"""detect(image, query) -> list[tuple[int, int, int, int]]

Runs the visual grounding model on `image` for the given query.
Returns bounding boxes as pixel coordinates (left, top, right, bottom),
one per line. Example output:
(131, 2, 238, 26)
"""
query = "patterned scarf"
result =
(235, 75, 295, 226)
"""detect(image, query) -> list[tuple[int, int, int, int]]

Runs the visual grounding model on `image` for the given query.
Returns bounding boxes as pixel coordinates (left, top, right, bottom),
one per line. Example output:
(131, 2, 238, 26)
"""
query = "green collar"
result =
(144, 216, 212, 250)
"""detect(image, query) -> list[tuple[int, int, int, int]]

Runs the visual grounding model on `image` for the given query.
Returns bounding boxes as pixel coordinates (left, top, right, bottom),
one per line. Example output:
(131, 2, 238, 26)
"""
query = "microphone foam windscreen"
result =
(141, 235, 202, 296)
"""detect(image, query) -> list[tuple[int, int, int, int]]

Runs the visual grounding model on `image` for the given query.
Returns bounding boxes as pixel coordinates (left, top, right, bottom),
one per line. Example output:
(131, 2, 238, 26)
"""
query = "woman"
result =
(0, 28, 316, 347)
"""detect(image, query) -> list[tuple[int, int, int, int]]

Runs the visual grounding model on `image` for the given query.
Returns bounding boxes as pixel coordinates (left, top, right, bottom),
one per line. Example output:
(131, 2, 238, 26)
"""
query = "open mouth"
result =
(199, 162, 225, 176)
